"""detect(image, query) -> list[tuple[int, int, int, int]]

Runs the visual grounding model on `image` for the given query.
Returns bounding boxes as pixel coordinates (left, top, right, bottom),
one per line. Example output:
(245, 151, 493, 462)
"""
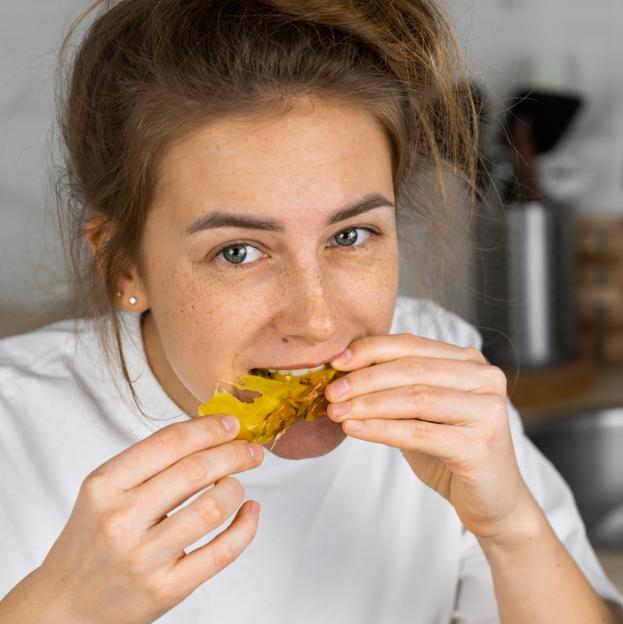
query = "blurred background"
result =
(1, 0, 622, 590)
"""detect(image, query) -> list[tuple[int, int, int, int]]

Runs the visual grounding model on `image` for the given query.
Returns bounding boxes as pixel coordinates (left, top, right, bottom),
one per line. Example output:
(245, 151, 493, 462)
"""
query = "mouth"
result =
(249, 364, 327, 379)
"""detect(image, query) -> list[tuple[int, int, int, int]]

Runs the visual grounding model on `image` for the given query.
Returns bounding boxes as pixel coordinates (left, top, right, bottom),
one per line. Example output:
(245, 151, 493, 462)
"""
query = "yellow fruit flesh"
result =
(197, 367, 346, 444)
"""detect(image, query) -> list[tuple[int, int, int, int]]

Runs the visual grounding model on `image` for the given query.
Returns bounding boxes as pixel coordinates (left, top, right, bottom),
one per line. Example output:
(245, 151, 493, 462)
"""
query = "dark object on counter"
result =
(476, 87, 583, 371)
(525, 406, 623, 550)
(477, 195, 580, 370)
(503, 89, 582, 156)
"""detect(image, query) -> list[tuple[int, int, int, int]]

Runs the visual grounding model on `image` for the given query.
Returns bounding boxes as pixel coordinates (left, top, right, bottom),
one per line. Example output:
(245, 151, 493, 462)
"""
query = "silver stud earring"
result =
(129, 296, 137, 305)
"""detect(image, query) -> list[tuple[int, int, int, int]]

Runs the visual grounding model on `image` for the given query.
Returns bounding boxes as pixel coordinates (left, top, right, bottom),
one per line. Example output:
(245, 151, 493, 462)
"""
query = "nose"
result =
(272, 262, 338, 343)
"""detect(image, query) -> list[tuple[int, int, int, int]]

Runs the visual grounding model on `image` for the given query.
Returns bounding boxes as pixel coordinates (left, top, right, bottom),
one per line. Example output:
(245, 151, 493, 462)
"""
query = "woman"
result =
(0, 1, 622, 622)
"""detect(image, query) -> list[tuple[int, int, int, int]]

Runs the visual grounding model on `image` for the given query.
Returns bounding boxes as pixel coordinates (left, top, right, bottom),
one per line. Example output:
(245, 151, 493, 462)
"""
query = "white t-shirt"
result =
(1, 296, 621, 623)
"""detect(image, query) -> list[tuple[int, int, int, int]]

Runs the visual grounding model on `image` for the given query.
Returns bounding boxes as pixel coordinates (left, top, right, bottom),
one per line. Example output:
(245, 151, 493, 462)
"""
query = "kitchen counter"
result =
(516, 363, 623, 426)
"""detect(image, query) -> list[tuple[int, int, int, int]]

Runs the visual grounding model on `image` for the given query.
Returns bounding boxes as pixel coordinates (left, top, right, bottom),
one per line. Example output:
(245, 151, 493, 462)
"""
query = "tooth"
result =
(266, 364, 326, 376)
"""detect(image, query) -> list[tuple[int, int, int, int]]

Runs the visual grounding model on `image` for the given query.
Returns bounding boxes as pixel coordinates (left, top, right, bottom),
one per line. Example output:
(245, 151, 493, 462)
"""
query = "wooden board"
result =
(504, 356, 596, 410)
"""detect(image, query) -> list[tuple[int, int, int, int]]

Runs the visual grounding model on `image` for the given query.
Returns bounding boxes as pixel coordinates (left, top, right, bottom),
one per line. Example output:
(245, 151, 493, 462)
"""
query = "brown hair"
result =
(55, 0, 479, 411)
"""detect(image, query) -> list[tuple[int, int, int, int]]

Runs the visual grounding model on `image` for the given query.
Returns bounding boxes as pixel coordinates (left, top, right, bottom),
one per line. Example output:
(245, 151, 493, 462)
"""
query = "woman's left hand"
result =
(324, 333, 538, 542)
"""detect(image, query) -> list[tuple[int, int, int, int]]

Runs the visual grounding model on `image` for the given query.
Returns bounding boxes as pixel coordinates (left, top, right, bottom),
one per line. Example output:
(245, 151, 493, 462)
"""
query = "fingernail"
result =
(247, 443, 263, 461)
(331, 348, 352, 367)
(249, 501, 261, 516)
(345, 419, 364, 431)
(220, 415, 239, 433)
(329, 378, 350, 399)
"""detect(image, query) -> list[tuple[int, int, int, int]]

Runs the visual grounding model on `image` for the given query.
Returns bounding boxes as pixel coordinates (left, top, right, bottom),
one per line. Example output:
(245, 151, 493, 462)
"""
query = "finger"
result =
(131, 440, 263, 525)
(142, 476, 247, 566)
(326, 356, 506, 402)
(170, 498, 260, 595)
(91, 415, 241, 491)
(330, 333, 486, 372)
(327, 385, 506, 427)
(340, 417, 465, 461)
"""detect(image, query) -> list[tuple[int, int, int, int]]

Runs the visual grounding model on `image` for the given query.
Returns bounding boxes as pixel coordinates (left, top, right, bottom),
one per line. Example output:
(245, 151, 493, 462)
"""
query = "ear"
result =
(84, 212, 151, 313)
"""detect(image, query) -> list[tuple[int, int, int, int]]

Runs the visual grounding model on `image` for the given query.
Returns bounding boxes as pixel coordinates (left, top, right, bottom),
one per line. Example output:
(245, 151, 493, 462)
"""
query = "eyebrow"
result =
(186, 192, 395, 235)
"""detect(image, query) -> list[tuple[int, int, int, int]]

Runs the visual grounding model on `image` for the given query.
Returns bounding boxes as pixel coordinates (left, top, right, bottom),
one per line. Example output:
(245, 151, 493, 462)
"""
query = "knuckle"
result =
(221, 475, 245, 502)
(355, 365, 373, 389)
(405, 356, 426, 379)
(486, 366, 508, 392)
(476, 423, 497, 456)
(211, 539, 244, 570)
(373, 417, 390, 437)
(143, 572, 178, 608)
(464, 347, 486, 363)
(155, 424, 188, 454)
(360, 391, 377, 410)
(408, 384, 435, 407)
(193, 495, 224, 527)
(80, 470, 109, 505)
(409, 418, 430, 442)
(177, 455, 207, 486)
(202, 415, 229, 438)
(99, 509, 129, 541)
(399, 332, 420, 350)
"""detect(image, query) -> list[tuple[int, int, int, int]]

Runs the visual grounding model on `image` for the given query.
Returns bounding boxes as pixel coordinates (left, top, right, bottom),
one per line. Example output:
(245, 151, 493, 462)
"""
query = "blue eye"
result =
(329, 227, 372, 248)
(216, 243, 264, 267)
(213, 227, 377, 270)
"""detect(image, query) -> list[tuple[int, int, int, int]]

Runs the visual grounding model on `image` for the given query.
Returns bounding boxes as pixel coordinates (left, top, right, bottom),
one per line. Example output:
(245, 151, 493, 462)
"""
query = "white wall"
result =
(0, 1, 83, 337)
(444, 0, 623, 215)
(1, 1, 622, 337)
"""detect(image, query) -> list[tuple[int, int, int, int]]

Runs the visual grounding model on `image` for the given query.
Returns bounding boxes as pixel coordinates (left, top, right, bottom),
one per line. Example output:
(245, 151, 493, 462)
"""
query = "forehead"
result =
(153, 99, 394, 219)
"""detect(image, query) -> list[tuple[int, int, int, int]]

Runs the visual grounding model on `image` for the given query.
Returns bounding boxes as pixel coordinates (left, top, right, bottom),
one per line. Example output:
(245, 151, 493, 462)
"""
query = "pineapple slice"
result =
(197, 366, 345, 444)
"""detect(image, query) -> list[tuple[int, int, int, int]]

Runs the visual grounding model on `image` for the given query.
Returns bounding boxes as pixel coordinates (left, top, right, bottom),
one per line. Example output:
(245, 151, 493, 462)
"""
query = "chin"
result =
(262, 416, 347, 459)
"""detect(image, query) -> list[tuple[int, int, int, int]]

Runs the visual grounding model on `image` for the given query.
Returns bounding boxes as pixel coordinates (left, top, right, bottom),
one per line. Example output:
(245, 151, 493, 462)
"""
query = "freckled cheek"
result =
(348, 246, 399, 331)
(149, 270, 267, 393)
(360, 239, 398, 277)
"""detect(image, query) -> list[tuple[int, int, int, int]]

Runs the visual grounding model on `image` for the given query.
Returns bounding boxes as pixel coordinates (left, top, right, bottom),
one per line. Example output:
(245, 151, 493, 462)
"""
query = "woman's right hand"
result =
(3, 414, 263, 624)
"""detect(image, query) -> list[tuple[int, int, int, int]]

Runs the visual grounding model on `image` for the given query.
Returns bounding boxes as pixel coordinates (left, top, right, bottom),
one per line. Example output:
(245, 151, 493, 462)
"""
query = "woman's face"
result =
(134, 97, 399, 459)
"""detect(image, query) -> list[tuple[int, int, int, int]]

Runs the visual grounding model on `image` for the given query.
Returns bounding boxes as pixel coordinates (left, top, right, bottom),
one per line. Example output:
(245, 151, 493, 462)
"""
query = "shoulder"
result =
(391, 295, 482, 350)
(0, 317, 91, 377)
(0, 316, 104, 408)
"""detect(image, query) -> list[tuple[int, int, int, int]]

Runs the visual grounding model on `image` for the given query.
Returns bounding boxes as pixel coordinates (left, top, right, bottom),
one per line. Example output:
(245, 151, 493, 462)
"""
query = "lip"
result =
(249, 351, 347, 371)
